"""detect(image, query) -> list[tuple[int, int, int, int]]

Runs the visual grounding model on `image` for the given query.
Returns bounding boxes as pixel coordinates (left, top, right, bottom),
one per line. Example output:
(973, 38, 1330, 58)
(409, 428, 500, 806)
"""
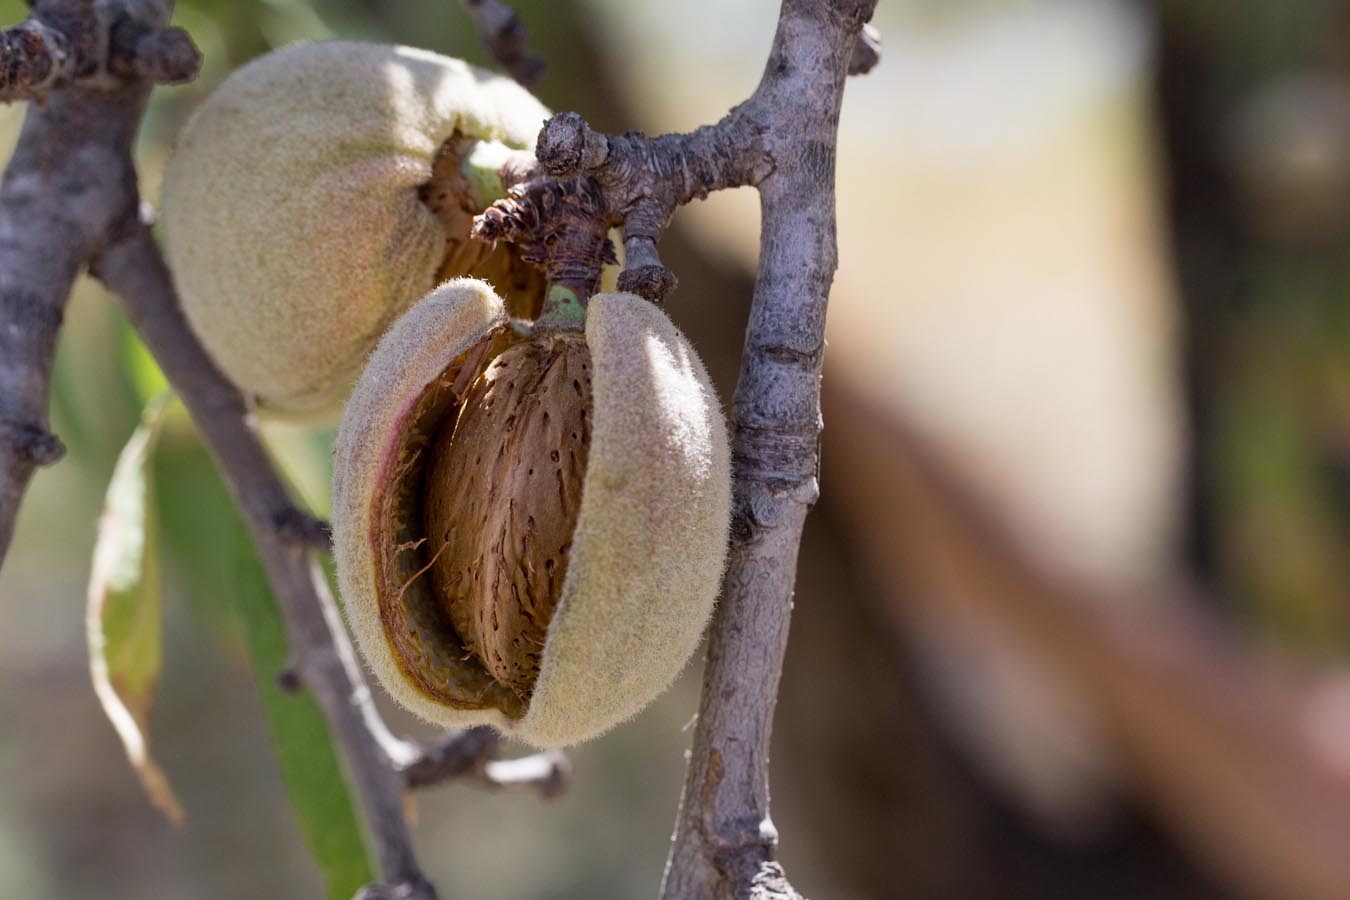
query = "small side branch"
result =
(0, 2, 198, 102)
(0, 16, 73, 100)
(457, 0, 544, 88)
(108, 18, 201, 86)
(384, 726, 571, 797)
(529, 110, 768, 302)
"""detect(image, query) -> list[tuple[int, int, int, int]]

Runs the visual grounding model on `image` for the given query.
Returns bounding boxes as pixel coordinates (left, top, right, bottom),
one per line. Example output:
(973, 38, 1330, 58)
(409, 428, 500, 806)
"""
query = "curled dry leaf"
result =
(86, 394, 184, 826)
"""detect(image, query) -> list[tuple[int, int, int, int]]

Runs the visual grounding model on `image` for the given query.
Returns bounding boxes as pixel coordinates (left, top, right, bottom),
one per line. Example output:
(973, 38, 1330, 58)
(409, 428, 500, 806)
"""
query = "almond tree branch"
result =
(3, 0, 867, 896)
(661, 4, 876, 896)
(473, 4, 878, 896)
(0, 0, 198, 564)
(0, 0, 174, 564)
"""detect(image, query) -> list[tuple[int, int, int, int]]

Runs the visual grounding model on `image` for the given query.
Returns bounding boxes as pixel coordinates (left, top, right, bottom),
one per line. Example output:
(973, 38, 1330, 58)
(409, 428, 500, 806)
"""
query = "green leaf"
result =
(119, 319, 170, 407)
(86, 394, 184, 826)
(229, 521, 378, 899)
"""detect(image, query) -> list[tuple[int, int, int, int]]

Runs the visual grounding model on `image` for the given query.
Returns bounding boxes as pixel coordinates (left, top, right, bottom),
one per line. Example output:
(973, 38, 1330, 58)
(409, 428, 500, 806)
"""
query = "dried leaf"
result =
(86, 394, 183, 826)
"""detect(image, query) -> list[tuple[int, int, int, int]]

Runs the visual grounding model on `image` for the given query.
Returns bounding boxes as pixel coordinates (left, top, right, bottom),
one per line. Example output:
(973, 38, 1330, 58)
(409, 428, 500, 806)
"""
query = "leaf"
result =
(229, 520, 377, 900)
(119, 319, 170, 407)
(86, 393, 184, 826)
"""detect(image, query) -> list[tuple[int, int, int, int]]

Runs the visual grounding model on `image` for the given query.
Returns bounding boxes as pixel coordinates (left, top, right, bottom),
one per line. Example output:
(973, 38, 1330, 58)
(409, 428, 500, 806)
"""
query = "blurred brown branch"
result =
(381, 723, 570, 797)
(826, 374, 1350, 900)
(456, 0, 544, 88)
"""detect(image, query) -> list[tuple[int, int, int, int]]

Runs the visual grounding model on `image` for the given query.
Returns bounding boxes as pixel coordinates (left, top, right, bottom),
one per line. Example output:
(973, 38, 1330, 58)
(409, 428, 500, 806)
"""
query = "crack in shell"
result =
(424, 332, 594, 700)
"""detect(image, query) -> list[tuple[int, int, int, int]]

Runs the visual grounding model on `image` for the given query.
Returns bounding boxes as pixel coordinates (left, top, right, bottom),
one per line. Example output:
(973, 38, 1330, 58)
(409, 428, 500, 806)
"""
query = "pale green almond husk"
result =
(332, 278, 516, 732)
(161, 40, 549, 420)
(332, 281, 732, 748)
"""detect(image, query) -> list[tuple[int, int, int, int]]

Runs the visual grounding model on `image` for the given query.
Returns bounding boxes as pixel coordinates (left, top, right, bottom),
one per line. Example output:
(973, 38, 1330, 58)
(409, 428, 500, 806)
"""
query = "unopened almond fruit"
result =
(160, 41, 548, 420)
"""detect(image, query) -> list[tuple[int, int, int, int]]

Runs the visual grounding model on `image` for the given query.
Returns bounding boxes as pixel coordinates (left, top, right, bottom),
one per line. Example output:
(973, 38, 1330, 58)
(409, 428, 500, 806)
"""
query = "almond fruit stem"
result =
(534, 284, 587, 331)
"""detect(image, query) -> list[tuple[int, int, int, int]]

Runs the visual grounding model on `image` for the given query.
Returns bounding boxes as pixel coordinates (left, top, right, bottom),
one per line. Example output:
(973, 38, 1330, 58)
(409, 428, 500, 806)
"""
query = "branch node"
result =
(270, 506, 333, 550)
(275, 662, 304, 695)
(127, 25, 201, 85)
(0, 419, 65, 466)
(523, 111, 766, 304)
(537, 111, 608, 177)
(848, 23, 881, 76)
(617, 264, 677, 302)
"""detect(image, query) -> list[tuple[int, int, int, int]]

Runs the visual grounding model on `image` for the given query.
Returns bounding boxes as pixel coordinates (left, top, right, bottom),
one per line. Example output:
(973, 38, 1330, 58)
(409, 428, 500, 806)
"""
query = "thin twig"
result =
(457, 0, 544, 88)
(93, 224, 439, 900)
(382, 725, 571, 796)
(531, 110, 767, 302)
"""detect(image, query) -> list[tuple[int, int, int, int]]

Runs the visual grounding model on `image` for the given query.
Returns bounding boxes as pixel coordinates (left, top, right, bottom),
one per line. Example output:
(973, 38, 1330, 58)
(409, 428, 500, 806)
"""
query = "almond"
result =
(332, 279, 731, 747)
(160, 41, 549, 420)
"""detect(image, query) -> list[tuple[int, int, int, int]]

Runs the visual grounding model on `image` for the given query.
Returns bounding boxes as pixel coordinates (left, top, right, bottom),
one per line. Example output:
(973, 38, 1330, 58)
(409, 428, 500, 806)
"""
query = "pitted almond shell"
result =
(424, 331, 593, 699)
(331, 278, 732, 748)
(161, 41, 549, 421)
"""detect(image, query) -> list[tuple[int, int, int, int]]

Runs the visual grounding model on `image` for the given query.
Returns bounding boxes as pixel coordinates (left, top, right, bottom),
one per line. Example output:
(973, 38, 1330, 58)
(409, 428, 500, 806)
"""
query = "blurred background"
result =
(2, 0, 1349, 897)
